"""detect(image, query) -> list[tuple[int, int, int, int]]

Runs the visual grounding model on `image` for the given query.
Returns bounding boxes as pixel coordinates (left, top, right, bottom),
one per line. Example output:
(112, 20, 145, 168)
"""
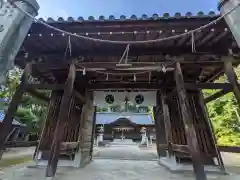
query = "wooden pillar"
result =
(198, 90, 225, 172)
(174, 62, 206, 180)
(160, 90, 173, 156)
(74, 91, 94, 167)
(33, 91, 61, 159)
(81, 91, 94, 164)
(89, 106, 97, 160)
(0, 64, 31, 159)
(154, 90, 167, 157)
(153, 110, 165, 156)
(224, 60, 240, 105)
(45, 64, 76, 177)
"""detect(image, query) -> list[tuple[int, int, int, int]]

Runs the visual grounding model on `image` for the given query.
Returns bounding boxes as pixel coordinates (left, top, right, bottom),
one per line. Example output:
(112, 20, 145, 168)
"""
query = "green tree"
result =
(204, 66, 240, 146)
(206, 92, 240, 145)
(0, 67, 48, 136)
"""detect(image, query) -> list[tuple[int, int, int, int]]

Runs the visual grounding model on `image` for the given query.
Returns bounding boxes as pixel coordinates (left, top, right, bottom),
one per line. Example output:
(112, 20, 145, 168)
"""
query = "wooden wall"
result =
(167, 90, 217, 165)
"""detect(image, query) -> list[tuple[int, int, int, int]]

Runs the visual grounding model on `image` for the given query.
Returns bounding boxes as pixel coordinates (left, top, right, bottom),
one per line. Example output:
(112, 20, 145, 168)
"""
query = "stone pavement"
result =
(2, 147, 35, 159)
(94, 146, 158, 161)
(1, 159, 238, 180)
(1, 142, 240, 180)
(56, 159, 225, 180)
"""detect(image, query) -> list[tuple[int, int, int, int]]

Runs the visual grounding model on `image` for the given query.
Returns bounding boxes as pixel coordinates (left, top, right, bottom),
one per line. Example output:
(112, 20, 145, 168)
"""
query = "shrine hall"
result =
(95, 112, 155, 140)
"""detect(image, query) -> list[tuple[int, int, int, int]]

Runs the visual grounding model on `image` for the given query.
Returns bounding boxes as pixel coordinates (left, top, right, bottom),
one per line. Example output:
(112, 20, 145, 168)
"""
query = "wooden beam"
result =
(0, 64, 31, 159)
(205, 69, 224, 83)
(46, 64, 76, 177)
(174, 62, 207, 180)
(88, 83, 159, 90)
(90, 106, 97, 160)
(176, 35, 190, 47)
(218, 146, 240, 153)
(18, 45, 230, 60)
(153, 107, 162, 157)
(88, 82, 232, 90)
(60, 142, 79, 150)
(154, 93, 167, 157)
(209, 31, 228, 45)
(33, 91, 61, 159)
(158, 144, 190, 154)
(73, 90, 86, 104)
(26, 89, 50, 102)
(26, 83, 65, 90)
(160, 90, 173, 156)
(224, 59, 240, 106)
(185, 83, 232, 90)
(198, 90, 226, 172)
(5, 141, 38, 148)
(172, 144, 189, 154)
(30, 61, 228, 70)
(204, 88, 232, 103)
(158, 144, 168, 150)
(197, 30, 215, 46)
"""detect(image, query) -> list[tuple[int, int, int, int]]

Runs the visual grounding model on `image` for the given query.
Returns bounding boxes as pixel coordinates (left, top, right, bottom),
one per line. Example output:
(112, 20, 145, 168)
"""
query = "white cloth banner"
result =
(93, 91, 156, 107)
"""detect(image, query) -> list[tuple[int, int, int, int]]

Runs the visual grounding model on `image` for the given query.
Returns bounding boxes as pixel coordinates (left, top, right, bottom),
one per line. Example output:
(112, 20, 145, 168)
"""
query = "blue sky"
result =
(37, 0, 219, 19)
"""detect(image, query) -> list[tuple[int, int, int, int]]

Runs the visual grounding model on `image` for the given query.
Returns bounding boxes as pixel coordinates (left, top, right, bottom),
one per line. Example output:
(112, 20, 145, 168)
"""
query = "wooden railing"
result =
(217, 145, 240, 153)
(5, 141, 38, 148)
(159, 143, 240, 154)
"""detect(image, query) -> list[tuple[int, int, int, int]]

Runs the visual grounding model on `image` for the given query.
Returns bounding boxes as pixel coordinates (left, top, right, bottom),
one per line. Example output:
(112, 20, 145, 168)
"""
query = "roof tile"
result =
(99, 15, 105, 21)
(96, 112, 154, 125)
(36, 11, 219, 24)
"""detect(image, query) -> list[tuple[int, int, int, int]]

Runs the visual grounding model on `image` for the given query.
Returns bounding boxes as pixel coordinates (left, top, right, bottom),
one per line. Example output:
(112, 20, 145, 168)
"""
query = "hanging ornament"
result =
(162, 66, 166, 73)
(106, 74, 109, 81)
(148, 72, 151, 84)
(133, 74, 136, 82)
(83, 68, 86, 75)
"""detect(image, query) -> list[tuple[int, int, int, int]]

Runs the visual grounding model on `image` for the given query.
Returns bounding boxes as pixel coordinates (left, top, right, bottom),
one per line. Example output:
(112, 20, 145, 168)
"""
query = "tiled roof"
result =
(0, 110, 25, 127)
(38, 11, 219, 23)
(96, 112, 154, 125)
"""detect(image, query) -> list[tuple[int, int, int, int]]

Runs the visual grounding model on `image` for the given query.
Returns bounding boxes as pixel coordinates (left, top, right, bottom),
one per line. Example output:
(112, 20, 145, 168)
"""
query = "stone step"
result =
(110, 139, 137, 146)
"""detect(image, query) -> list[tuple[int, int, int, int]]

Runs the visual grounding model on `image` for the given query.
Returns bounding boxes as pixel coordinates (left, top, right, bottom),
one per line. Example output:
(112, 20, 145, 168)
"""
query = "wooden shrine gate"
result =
(1, 8, 240, 180)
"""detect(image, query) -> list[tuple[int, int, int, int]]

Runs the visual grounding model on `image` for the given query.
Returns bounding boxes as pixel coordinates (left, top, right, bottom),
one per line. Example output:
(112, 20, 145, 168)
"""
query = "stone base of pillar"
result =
(32, 160, 75, 168)
(73, 148, 92, 168)
(159, 156, 228, 175)
(73, 151, 82, 168)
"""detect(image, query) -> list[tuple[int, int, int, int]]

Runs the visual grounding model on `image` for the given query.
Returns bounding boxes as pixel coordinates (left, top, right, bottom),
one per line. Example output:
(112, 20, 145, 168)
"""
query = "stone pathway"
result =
(1, 159, 240, 180)
(95, 146, 158, 161)
(1, 143, 240, 180)
(94, 139, 158, 161)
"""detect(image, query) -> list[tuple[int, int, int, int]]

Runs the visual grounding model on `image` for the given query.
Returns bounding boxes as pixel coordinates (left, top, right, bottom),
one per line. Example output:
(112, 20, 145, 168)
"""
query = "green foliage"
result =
(0, 67, 22, 100)
(206, 92, 240, 145)
(0, 67, 48, 135)
(204, 66, 240, 146)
